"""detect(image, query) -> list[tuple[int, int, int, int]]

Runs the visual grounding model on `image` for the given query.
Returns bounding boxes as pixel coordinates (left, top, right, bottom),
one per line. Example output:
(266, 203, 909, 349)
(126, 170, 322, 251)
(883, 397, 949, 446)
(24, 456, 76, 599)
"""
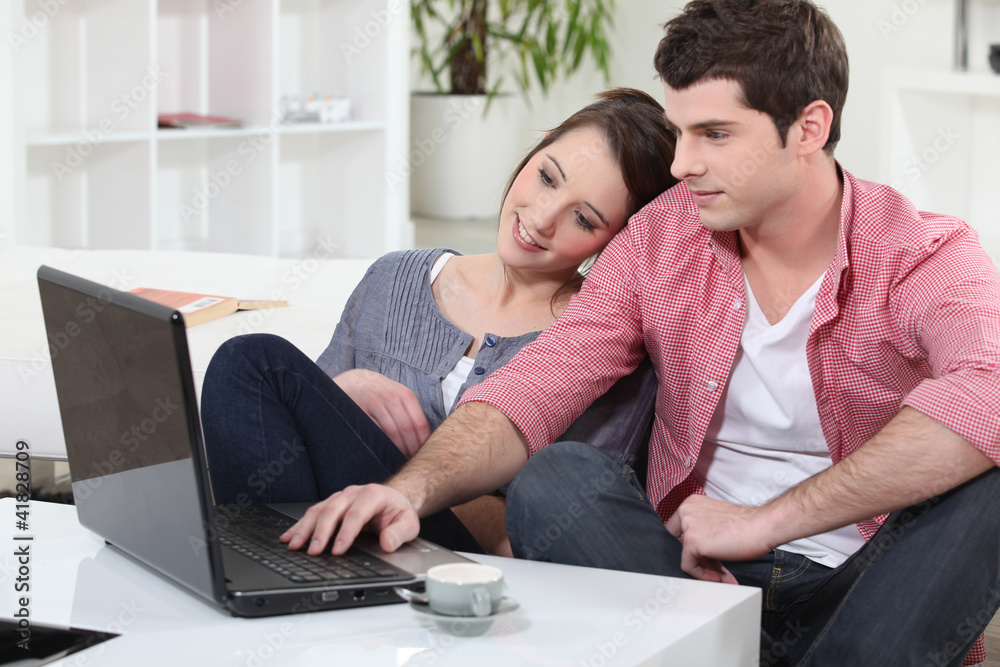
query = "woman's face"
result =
(497, 126, 629, 274)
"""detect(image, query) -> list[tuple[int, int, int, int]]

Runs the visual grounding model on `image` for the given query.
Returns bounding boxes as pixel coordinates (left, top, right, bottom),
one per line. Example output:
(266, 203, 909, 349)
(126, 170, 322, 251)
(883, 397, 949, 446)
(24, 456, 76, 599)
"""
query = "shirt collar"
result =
(830, 161, 853, 284)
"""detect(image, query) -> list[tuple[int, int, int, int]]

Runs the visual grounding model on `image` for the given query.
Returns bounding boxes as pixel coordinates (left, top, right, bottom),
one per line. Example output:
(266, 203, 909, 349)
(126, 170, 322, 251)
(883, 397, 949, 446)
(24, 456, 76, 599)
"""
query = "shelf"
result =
(9, 0, 410, 259)
(886, 68, 1000, 97)
(26, 131, 153, 147)
(277, 121, 386, 135)
(154, 121, 386, 140)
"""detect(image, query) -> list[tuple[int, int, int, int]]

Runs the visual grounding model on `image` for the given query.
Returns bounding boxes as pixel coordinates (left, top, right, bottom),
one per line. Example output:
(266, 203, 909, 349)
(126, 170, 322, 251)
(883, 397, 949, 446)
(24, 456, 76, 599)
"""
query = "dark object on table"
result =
(990, 44, 1000, 74)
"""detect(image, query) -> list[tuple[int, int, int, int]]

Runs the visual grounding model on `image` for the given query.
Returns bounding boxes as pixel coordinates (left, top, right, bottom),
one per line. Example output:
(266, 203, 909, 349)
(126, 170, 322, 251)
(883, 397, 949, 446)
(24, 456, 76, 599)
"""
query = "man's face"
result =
(662, 78, 799, 234)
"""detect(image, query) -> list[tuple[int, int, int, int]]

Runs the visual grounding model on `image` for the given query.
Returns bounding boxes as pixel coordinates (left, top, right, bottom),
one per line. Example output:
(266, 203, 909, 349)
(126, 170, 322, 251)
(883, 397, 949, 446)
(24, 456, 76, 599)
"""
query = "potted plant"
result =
(408, 0, 617, 221)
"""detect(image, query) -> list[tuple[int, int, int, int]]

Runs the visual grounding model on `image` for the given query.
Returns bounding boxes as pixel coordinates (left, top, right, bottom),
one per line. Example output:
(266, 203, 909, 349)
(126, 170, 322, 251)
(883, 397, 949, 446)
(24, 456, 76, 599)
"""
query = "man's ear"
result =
(793, 100, 834, 157)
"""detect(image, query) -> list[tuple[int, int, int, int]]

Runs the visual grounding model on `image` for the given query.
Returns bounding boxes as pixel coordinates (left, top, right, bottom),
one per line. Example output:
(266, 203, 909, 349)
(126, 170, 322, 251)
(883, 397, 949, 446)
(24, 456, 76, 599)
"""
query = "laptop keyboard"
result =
(215, 504, 408, 585)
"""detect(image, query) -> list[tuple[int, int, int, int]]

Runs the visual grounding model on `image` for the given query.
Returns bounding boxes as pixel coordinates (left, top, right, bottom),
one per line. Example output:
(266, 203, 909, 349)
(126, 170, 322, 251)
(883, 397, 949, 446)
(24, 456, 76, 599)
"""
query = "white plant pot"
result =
(409, 93, 526, 221)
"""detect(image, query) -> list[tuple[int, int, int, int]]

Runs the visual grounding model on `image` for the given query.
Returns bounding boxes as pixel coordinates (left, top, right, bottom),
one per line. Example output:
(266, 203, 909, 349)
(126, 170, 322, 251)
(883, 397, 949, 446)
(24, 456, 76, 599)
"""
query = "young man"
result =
(283, 1, 1000, 663)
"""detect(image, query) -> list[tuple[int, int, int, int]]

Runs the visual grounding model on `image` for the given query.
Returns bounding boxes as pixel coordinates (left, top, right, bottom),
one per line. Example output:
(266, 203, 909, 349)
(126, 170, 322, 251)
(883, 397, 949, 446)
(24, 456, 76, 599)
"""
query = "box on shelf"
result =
(280, 95, 352, 125)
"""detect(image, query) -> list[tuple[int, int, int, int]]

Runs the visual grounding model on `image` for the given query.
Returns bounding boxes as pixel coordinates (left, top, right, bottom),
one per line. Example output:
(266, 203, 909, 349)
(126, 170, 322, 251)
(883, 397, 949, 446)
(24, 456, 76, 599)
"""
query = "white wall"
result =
(513, 0, 988, 183)
(0, 4, 14, 245)
(412, 0, 1000, 249)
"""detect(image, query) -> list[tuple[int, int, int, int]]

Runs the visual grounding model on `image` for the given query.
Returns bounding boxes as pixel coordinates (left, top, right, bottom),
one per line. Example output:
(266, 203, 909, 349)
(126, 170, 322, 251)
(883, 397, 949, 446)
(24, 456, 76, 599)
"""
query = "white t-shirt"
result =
(430, 252, 476, 414)
(693, 272, 866, 568)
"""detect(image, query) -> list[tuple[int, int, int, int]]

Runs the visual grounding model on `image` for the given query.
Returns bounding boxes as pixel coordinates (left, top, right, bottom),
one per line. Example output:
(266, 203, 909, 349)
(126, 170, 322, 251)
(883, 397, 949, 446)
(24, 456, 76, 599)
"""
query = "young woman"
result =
(201, 88, 678, 556)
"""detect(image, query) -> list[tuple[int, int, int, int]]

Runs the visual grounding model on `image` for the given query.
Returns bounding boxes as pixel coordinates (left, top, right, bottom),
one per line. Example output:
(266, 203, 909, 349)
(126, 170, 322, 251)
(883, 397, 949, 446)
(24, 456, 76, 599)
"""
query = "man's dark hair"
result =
(654, 0, 849, 153)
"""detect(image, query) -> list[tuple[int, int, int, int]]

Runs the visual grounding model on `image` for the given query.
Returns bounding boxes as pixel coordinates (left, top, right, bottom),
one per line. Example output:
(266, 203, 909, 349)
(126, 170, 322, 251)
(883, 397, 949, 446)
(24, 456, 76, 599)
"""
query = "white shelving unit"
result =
(7, 0, 411, 259)
(880, 67, 1000, 263)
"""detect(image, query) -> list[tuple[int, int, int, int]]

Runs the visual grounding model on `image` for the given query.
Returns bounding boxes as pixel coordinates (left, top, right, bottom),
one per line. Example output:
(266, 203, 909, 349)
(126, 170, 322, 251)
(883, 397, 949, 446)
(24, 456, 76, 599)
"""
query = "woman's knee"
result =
(206, 334, 302, 386)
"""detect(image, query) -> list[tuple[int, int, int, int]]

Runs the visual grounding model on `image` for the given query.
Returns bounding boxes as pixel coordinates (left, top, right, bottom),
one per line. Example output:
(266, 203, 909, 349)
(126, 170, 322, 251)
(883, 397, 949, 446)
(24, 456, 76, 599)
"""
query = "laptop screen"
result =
(37, 267, 224, 604)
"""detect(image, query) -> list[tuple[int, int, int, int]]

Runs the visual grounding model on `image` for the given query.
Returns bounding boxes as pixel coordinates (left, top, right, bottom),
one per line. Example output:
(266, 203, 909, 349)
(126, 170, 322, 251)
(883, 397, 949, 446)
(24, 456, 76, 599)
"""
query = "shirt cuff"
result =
(902, 374, 1000, 463)
(458, 382, 552, 456)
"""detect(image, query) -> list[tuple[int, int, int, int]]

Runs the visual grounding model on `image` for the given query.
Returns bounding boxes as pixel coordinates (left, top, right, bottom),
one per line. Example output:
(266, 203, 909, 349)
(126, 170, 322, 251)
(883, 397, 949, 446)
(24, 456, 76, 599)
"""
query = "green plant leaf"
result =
(411, 0, 615, 97)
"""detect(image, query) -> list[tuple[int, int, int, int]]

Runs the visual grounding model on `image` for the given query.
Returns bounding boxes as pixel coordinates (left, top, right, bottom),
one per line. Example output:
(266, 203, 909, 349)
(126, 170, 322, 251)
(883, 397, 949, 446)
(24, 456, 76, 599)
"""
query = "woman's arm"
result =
(450, 496, 513, 557)
(315, 261, 374, 376)
(334, 369, 431, 457)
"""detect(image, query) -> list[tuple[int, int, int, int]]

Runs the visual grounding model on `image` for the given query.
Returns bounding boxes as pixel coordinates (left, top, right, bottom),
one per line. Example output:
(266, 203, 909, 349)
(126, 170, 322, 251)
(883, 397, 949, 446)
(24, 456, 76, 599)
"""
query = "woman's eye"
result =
(576, 213, 595, 232)
(538, 168, 555, 188)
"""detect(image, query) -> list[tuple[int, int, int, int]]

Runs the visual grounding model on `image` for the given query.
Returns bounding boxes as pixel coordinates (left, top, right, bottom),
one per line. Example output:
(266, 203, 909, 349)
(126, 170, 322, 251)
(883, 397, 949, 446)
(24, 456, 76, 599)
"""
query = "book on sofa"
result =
(128, 288, 287, 327)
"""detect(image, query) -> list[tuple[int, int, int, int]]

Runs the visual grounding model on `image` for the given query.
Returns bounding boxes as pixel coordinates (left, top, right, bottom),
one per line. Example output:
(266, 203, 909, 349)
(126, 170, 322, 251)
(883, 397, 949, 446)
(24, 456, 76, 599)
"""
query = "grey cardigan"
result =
(316, 248, 656, 465)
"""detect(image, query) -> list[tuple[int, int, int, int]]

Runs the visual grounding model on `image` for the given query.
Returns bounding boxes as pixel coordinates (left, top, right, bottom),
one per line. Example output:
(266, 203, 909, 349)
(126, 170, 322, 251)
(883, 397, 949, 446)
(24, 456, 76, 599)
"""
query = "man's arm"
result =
(667, 407, 995, 582)
(281, 401, 528, 555)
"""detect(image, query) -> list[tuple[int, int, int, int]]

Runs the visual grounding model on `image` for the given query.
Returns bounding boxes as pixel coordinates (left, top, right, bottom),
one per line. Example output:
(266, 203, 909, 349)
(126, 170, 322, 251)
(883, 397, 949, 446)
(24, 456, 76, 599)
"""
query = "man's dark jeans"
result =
(507, 442, 1000, 666)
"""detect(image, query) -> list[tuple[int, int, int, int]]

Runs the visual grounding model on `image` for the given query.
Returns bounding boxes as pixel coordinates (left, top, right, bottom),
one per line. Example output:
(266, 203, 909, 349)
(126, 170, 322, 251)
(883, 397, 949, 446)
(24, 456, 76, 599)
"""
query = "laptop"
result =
(37, 265, 473, 618)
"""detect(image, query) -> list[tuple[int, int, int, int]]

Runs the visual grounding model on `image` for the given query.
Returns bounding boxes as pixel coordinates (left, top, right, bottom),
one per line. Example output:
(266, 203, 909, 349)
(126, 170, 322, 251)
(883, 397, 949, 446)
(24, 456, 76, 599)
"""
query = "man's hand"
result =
(666, 495, 777, 584)
(280, 484, 420, 555)
(334, 369, 431, 458)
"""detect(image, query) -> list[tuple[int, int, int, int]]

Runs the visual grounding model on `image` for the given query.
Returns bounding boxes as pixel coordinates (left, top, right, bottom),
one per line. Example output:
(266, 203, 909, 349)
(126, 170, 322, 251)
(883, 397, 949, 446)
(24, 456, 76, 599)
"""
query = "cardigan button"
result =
(474, 367, 486, 375)
(485, 335, 497, 347)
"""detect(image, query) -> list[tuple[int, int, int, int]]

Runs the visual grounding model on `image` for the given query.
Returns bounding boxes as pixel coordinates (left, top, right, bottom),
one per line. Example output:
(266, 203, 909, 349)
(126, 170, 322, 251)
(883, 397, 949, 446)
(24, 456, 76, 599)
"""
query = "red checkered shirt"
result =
(460, 168, 1000, 665)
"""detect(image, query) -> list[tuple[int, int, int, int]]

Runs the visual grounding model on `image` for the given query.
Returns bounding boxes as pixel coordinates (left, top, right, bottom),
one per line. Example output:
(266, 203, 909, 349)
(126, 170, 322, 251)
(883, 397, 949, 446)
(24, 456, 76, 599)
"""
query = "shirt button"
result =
(707, 381, 719, 391)
(684, 456, 692, 468)
(485, 335, 497, 347)
(474, 367, 486, 375)
(732, 298, 741, 310)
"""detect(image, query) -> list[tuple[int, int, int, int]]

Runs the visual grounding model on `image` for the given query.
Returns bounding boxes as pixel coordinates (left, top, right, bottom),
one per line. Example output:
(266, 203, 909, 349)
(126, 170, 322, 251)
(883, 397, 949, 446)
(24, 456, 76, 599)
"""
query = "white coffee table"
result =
(0, 499, 761, 666)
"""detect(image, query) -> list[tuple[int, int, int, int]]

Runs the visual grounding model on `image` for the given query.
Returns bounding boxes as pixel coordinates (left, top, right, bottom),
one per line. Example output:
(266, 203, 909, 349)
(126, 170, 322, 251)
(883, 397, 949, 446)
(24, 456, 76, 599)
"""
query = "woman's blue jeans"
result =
(200, 333, 483, 553)
(506, 441, 1000, 666)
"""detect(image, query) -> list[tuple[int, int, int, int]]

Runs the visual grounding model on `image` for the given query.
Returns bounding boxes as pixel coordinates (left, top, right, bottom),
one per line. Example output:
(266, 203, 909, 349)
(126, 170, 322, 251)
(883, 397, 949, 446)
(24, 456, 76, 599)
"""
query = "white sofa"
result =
(1, 244, 375, 460)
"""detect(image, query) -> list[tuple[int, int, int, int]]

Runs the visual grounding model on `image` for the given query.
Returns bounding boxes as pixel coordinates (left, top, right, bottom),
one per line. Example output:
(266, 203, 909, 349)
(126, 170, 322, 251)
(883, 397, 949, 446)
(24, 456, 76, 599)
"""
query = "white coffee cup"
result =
(424, 563, 504, 617)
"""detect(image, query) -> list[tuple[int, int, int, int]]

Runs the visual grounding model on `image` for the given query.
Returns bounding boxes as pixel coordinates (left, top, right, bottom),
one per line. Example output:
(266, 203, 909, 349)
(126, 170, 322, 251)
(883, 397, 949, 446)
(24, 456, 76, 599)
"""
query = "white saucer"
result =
(409, 597, 519, 636)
